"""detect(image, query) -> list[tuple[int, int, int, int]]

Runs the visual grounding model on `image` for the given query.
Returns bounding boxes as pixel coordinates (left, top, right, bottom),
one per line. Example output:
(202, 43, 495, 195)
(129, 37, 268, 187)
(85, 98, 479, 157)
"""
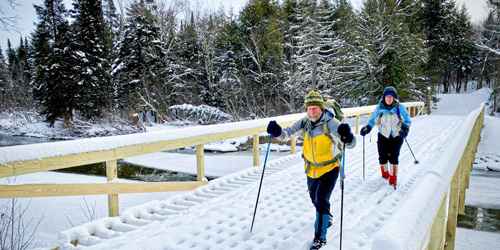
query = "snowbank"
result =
(0, 111, 140, 140)
(456, 228, 500, 250)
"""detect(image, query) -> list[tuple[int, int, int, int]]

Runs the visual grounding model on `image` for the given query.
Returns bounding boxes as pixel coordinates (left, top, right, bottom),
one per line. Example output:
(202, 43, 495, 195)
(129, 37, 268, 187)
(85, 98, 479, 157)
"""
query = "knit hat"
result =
(383, 86, 398, 99)
(304, 90, 325, 109)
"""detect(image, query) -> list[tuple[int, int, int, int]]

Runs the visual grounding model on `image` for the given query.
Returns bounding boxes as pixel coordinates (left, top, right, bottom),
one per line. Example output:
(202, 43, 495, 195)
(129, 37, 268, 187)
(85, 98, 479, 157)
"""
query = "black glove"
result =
(400, 124, 409, 138)
(337, 123, 353, 144)
(360, 125, 372, 136)
(267, 120, 282, 138)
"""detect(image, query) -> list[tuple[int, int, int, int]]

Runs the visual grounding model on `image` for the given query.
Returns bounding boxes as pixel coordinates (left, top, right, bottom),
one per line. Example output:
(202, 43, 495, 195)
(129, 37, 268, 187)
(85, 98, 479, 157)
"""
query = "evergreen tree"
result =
(355, 0, 427, 101)
(0, 46, 9, 109)
(421, 0, 457, 93)
(175, 13, 204, 103)
(72, 0, 112, 119)
(287, 0, 359, 105)
(452, 5, 475, 92)
(331, 0, 357, 36)
(476, 0, 500, 113)
(212, 17, 244, 116)
(113, 0, 167, 117)
(103, 0, 120, 34)
(13, 36, 33, 107)
(239, 0, 285, 116)
(32, 0, 77, 126)
(198, 13, 226, 109)
(6, 39, 19, 83)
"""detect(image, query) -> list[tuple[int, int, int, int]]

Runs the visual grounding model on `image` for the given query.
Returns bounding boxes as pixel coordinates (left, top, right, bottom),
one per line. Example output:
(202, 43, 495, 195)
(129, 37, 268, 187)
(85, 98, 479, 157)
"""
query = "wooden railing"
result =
(0, 102, 425, 217)
(371, 104, 484, 250)
(428, 105, 484, 250)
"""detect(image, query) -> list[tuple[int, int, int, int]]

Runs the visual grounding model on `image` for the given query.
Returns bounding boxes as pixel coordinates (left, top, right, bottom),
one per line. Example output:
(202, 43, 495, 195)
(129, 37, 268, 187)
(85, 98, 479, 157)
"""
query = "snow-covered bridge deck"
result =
(56, 105, 484, 250)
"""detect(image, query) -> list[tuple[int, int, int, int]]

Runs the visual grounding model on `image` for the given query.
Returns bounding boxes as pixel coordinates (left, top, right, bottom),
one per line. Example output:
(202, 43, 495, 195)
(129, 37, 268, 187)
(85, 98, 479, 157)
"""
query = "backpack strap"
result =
(377, 102, 403, 124)
(323, 122, 335, 143)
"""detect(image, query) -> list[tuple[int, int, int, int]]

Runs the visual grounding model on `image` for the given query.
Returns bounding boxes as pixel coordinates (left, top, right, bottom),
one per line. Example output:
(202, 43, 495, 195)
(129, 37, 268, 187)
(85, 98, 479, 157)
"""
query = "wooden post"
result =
(196, 144, 205, 181)
(291, 136, 297, 154)
(458, 161, 467, 216)
(428, 194, 448, 250)
(355, 115, 360, 134)
(445, 171, 460, 250)
(106, 160, 119, 217)
(253, 134, 260, 167)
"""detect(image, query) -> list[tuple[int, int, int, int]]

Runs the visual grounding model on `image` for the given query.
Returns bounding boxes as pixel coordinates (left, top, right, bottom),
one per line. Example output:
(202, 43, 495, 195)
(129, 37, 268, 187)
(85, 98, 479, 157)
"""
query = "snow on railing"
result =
(371, 104, 484, 250)
(0, 102, 425, 178)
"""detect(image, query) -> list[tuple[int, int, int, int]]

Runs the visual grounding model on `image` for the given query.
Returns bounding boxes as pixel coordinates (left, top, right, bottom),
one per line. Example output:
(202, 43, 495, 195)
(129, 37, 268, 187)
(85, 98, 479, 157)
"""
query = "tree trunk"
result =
(63, 111, 73, 128)
(464, 74, 468, 92)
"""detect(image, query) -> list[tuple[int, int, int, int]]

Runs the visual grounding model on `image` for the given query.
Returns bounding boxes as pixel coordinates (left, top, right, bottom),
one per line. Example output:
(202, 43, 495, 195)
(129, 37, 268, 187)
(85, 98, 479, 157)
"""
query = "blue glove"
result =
(337, 123, 353, 144)
(400, 124, 409, 138)
(267, 121, 282, 138)
(360, 125, 372, 136)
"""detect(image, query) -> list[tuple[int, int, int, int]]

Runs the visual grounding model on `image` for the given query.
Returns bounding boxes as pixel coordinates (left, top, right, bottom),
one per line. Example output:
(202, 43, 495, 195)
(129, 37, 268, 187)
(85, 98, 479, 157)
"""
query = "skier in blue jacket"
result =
(360, 86, 411, 189)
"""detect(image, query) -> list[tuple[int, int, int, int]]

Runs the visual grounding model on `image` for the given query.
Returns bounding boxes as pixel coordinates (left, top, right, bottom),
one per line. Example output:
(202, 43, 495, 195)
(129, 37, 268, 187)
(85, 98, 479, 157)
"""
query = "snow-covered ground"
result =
(47, 89, 491, 250)
(434, 88, 491, 115)
(456, 228, 500, 250)
(0, 111, 142, 140)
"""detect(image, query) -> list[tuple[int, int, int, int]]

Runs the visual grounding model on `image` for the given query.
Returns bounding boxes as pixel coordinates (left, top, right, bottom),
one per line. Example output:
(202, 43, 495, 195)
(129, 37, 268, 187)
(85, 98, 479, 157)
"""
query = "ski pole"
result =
(362, 136, 365, 181)
(250, 137, 272, 233)
(405, 138, 419, 164)
(340, 143, 346, 250)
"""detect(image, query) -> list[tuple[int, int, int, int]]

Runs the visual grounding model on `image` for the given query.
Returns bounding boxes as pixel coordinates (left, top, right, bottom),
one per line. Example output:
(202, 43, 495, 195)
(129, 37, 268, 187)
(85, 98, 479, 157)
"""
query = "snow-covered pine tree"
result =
(239, 0, 285, 116)
(103, 0, 120, 35)
(453, 5, 475, 93)
(12, 36, 33, 108)
(288, 0, 357, 105)
(0, 46, 9, 109)
(6, 39, 19, 88)
(71, 0, 112, 119)
(355, 0, 427, 101)
(211, 16, 244, 117)
(174, 12, 204, 104)
(476, 0, 500, 113)
(113, 0, 167, 118)
(280, 0, 302, 111)
(32, 0, 78, 126)
(421, 0, 458, 93)
(331, 0, 357, 38)
(197, 12, 226, 109)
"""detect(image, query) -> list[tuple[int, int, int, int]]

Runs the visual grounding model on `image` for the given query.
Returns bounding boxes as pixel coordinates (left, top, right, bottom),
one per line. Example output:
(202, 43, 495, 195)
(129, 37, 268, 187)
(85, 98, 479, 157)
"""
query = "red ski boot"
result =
(389, 165, 398, 190)
(389, 174, 397, 189)
(380, 165, 389, 179)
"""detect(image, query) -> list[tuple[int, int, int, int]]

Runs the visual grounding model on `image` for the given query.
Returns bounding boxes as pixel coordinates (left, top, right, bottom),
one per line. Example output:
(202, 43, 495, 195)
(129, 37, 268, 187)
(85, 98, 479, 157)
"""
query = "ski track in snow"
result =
(57, 114, 466, 250)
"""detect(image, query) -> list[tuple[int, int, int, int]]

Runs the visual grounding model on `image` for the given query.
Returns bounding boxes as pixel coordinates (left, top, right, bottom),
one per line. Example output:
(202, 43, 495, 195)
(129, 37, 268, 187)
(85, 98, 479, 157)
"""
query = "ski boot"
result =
(310, 239, 327, 250)
(389, 165, 398, 190)
(380, 165, 389, 179)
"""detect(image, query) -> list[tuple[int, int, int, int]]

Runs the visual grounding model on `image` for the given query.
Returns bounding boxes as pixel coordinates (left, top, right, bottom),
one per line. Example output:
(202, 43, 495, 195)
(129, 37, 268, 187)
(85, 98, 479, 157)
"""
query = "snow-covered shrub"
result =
(168, 104, 233, 124)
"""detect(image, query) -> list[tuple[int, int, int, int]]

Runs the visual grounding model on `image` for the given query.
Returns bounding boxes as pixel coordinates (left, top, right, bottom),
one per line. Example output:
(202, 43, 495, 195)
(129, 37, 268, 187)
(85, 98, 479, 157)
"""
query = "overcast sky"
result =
(0, 0, 490, 51)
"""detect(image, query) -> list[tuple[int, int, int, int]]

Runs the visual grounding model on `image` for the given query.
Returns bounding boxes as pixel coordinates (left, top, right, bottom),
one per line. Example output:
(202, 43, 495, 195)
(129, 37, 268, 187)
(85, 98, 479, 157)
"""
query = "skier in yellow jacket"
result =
(266, 90, 355, 249)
